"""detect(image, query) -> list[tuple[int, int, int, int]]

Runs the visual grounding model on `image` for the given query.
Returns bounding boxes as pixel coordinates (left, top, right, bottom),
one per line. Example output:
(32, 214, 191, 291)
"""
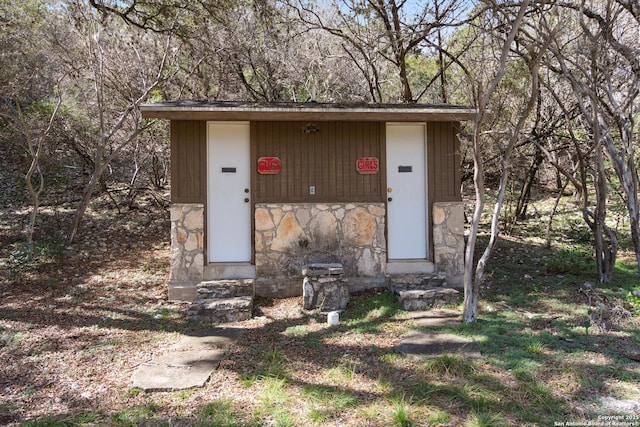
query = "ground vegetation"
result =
(1, 8, 639, 419)
(1, 184, 638, 425)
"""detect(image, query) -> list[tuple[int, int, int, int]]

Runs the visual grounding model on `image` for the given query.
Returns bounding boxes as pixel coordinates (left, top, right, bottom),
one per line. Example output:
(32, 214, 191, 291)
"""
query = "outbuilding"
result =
(141, 101, 475, 302)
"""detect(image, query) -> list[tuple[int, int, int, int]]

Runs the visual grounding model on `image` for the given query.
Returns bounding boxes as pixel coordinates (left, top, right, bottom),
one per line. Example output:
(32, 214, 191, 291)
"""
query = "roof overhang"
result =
(140, 101, 477, 122)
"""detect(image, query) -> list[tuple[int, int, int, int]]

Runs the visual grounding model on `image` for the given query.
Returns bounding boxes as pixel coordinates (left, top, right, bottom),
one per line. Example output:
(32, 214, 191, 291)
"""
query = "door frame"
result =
(206, 121, 252, 265)
(385, 122, 429, 261)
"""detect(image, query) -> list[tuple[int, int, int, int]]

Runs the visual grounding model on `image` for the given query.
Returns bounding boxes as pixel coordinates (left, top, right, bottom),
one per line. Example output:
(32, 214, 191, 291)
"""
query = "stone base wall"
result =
(168, 203, 204, 301)
(432, 202, 465, 287)
(166, 201, 465, 300)
(254, 203, 386, 297)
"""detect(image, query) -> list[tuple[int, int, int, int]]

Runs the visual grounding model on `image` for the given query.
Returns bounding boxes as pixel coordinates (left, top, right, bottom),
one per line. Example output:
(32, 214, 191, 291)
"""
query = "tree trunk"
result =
(462, 0, 533, 323)
(602, 122, 640, 274)
(25, 157, 43, 246)
(7, 97, 61, 245)
(463, 118, 484, 324)
(515, 145, 543, 221)
(67, 152, 105, 243)
(592, 121, 617, 281)
(545, 178, 570, 248)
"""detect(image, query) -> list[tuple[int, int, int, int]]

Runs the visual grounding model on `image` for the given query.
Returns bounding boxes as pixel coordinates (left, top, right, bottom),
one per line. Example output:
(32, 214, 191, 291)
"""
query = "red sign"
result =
(258, 157, 281, 174)
(356, 157, 379, 174)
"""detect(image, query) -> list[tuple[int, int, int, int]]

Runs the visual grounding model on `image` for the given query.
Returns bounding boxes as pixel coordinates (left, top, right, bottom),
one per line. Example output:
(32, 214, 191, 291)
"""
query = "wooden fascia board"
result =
(141, 105, 477, 122)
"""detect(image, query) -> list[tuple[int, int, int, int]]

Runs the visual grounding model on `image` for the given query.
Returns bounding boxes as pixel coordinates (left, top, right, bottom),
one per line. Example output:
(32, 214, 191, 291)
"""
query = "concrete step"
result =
(387, 275, 446, 294)
(387, 274, 458, 311)
(397, 288, 459, 311)
(188, 296, 253, 324)
(196, 279, 254, 299)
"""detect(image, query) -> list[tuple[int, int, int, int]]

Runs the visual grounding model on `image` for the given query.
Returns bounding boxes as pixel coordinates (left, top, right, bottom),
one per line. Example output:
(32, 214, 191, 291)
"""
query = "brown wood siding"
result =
(252, 121, 385, 203)
(428, 121, 461, 203)
(170, 120, 206, 203)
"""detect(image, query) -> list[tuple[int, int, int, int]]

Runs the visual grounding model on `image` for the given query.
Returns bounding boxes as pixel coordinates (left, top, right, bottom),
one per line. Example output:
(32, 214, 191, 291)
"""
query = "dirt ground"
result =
(0, 200, 407, 425)
(0, 199, 179, 423)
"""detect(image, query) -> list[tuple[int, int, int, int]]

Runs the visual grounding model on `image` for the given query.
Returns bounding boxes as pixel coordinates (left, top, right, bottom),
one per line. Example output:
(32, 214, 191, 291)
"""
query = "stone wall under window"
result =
(254, 203, 387, 297)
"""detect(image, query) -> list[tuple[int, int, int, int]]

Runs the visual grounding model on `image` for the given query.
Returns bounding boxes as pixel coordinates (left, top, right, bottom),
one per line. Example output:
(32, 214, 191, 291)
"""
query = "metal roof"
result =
(140, 100, 477, 121)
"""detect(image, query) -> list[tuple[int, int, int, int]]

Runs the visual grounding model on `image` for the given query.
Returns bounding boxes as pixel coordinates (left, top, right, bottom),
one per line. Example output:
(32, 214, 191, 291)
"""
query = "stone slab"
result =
(203, 263, 256, 280)
(386, 260, 435, 275)
(131, 350, 225, 391)
(397, 330, 481, 359)
(600, 395, 640, 413)
(197, 279, 254, 299)
(170, 327, 242, 350)
(188, 297, 253, 323)
(167, 281, 198, 302)
(397, 288, 459, 311)
(302, 263, 344, 277)
(131, 327, 242, 391)
(388, 275, 446, 291)
(406, 309, 462, 328)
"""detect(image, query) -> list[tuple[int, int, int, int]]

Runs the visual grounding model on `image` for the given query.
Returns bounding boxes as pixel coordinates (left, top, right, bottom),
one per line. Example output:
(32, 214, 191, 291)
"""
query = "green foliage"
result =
(7, 231, 66, 276)
(406, 54, 439, 97)
(425, 408, 452, 425)
(127, 388, 143, 397)
(173, 388, 196, 400)
(627, 289, 640, 314)
(0, 330, 27, 349)
(348, 290, 401, 319)
(407, 379, 438, 401)
(545, 248, 594, 275)
(308, 407, 327, 423)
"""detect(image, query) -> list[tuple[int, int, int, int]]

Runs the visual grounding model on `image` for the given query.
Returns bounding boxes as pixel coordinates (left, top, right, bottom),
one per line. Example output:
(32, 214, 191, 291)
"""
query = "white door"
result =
(386, 123, 428, 259)
(207, 122, 251, 263)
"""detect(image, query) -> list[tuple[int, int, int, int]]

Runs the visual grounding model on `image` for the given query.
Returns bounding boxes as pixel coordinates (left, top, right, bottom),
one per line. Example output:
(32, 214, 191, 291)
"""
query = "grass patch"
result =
(303, 384, 359, 422)
(198, 398, 244, 427)
(243, 346, 289, 384)
(524, 338, 546, 354)
(420, 354, 476, 377)
(23, 413, 100, 427)
(305, 332, 325, 350)
(111, 402, 159, 425)
(260, 347, 288, 379)
(172, 388, 196, 400)
(252, 377, 295, 426)
(336, 290, 407, 334)
(389, 398, 413, 427)
(465, 410, 509, 427)
(283, 324, 308, 338)
(325, 362, 359, 384)
(546, 248, 595, 275)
